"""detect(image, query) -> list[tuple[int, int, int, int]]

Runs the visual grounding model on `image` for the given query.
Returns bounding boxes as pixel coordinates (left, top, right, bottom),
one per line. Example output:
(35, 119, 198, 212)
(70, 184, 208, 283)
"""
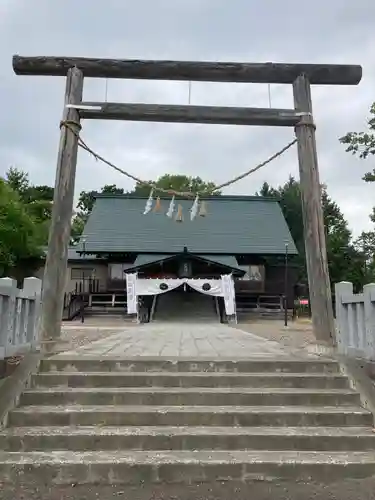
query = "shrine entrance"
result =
(126, 274, 237, 324)
(153, 285, 220, 323)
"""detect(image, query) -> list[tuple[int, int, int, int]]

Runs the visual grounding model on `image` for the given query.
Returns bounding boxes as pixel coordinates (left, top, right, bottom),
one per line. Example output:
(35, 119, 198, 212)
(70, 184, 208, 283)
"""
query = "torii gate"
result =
(11, 55, 362, 352)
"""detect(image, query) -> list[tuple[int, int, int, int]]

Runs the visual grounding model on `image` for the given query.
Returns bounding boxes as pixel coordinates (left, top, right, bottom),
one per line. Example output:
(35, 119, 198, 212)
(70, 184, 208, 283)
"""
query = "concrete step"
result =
(40, 357, 340, 374)
(84, 309, 126, 317)
(2, 426, 375, 452)
(237, 311, 289, 320)
(8, 405, 372, 427)
(31, 372, 350, 389)
(20, 387, 361, 407)
(2, 449, 375, 484)
(154, 318, 219, 324)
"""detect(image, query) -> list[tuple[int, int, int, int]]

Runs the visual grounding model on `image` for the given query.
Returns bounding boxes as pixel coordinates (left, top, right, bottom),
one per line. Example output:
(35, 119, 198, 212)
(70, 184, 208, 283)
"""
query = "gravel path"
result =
(58, 319, 138, 354)
(235, 320, 316, 352)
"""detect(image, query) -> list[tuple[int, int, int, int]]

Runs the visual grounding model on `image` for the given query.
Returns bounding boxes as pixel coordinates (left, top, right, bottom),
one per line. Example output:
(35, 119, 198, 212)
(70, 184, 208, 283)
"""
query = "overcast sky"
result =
(1, 0, 374, 236)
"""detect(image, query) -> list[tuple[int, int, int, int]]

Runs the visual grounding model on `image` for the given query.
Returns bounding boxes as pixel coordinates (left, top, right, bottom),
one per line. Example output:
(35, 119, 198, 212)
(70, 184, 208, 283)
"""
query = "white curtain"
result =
(126, 273, 138, 314)
(221, 274, 236, 316)
(186, 279, 223, 296)
(128, 275, 236, 317)
(136, 278, 183, 296)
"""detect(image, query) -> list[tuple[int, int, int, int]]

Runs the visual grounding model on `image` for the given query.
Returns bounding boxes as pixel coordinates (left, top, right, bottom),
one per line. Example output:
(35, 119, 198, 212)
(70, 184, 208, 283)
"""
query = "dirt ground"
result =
(58, 318, 137, 353)
(235, 318, 316, 352)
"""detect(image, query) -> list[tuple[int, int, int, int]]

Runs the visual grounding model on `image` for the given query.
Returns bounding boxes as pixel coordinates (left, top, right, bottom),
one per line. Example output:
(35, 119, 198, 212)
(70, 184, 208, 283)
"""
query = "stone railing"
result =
(335, 281, 375, 360)
(0, 277, 42, 360)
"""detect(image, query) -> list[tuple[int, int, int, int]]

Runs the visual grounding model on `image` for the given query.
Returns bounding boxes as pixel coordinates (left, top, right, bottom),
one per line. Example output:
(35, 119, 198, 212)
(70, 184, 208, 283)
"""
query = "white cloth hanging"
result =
(126, 273, 138, 314)
(221, 274, 236, 316)
(186, 278, 223, 296)
(166, 196, 175, 218)
(127, 274, 237, 317)
(143, 189, 154, 215)
(136, 278, 184, 296)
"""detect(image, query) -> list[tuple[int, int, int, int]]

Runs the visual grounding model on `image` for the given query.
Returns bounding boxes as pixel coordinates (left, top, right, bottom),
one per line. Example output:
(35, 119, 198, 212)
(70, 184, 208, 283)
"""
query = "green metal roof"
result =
(42, 246, 103, 261)
(195, 254, 242, 271)
(131, 254, 172, 268)
(125, 253, 244, 275)
(80, 195, 298, 255)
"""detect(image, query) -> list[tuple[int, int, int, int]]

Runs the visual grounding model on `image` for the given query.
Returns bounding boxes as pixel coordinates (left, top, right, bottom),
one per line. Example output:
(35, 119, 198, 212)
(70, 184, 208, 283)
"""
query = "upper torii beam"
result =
(13, 55, 362, 85)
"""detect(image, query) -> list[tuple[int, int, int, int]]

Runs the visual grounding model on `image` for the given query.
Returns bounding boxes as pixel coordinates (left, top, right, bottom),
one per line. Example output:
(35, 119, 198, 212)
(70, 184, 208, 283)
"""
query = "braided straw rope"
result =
(60, 120, 297, 197)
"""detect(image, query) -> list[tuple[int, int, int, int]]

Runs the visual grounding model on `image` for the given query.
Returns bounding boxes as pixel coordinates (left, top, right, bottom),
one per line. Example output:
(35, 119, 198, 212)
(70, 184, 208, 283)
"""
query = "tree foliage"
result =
(257, 176, 366, 290)
(5, 167, 54, 246)
(0, 178, 42, 274)
(340, 103, 375, 185)
(76, 184, 125, 216)
(130, 174, 221, 197)
(340, 102, 375, 181)
(354, 231, 375, 279)
(340, 101, 375, 282)
(71, 184, 125, 244)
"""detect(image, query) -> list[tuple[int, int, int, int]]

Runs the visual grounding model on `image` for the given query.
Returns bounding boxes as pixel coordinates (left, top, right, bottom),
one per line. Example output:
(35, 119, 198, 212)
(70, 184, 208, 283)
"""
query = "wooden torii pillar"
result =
(12, 55, 362, 352)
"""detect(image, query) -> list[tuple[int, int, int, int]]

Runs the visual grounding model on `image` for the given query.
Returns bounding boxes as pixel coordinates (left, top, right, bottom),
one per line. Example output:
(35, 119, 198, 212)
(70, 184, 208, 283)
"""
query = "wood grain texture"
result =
(293, 74, 335, 344)
(77, 102, 301, 126)
(13, 55, 362, 85)
(39, 67, 83, 347)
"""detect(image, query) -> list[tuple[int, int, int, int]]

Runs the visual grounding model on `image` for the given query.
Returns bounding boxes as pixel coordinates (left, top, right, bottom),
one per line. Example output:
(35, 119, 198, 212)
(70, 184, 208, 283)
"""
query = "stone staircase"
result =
(1, 356, 375, 485)
(154, 289, 218, 322)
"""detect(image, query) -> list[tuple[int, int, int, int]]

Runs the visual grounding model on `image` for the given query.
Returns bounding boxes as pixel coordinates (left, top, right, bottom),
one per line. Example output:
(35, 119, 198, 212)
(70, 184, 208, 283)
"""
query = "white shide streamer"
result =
(190, 195, 199, 221)
(166, 196, 176, 218)
(143, 189, 154, 215)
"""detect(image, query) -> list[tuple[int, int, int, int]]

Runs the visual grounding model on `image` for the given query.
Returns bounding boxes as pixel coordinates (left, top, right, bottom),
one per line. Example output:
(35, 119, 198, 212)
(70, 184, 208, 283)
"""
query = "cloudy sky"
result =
(1, 0, 374, 236)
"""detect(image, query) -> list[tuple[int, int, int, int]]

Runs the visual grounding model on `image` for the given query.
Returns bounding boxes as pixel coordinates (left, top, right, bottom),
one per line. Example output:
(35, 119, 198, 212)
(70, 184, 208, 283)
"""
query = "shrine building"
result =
(44, 194, 297, 322)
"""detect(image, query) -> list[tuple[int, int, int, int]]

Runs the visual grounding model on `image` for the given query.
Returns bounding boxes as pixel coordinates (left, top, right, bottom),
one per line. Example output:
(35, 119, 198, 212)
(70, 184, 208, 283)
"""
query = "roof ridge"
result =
(94, 194, 279, 202)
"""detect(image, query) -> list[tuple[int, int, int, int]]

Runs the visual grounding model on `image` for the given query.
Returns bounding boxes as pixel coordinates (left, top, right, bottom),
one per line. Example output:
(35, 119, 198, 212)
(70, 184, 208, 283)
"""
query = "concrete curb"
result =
(337, 354, 375, 426)
(305, 340, 337, 358)
(0, 352, 41, 429)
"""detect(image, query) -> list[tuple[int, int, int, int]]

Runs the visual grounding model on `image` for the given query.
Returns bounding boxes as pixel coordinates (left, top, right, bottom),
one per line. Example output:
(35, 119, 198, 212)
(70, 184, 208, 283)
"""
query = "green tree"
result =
(339, 102, 375, 183)
(0, 178, 42, 275)
(6, 166, 30, 196)
(70, 216, 86, 245)
(24, 185, 54, 220)
(258, 177, 306, 280)
(5, 168, 54, 246)
(340, 101, 375, 282)
(71, 184, 125, 243)
(129, 174, 221, 197)
(257, 177, 366, 289)
(76, 184, 125, 215)
(340, 101, 375, 215)
(6, 168, 54, 209)
(354, 231, 375, 281)
(322, 188, 365, 289)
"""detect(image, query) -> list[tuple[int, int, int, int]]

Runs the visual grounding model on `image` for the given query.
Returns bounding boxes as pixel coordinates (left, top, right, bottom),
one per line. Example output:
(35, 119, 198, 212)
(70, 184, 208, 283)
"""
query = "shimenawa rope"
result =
(60, 120, 297, 197)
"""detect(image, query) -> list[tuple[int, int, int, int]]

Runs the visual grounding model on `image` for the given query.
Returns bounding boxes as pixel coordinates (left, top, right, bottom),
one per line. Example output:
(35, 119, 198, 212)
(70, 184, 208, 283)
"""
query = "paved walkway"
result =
(55, 323, 317, 359)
